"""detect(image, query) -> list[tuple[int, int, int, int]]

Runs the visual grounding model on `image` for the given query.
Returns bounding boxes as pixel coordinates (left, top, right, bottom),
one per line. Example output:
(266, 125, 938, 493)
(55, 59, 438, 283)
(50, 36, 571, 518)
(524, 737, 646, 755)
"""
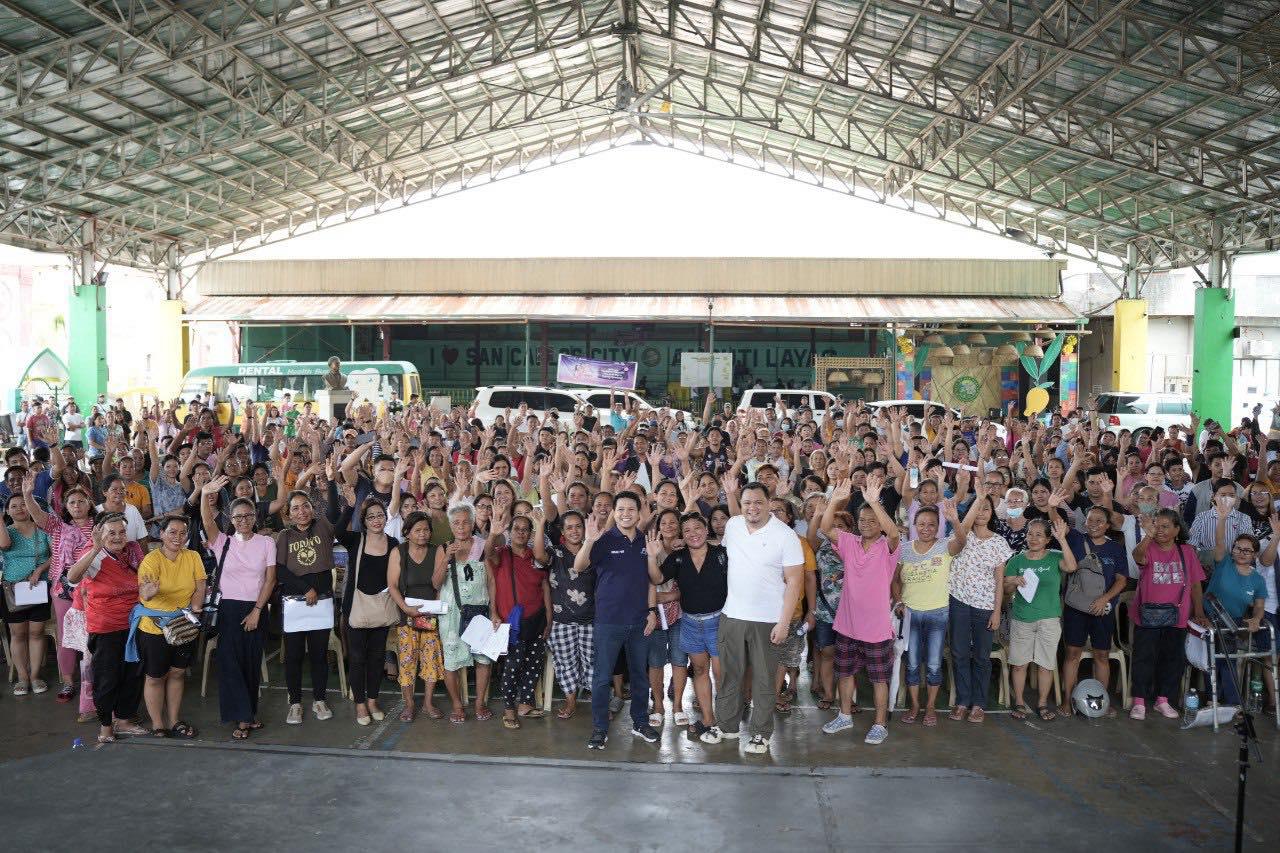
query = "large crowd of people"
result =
(1, 387, 1276, 753)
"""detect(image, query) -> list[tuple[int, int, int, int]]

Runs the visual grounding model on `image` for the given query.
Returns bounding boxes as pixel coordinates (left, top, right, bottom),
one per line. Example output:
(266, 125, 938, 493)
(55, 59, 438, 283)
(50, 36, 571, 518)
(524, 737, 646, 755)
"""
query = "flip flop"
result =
(519, 709, 546, 719)
(231, 727, 251, 740)
(475, 707, 494, 722)
(922, 712, 938, 727)
(424, 705, 445, 720)
(817, 698, 834, 711)
(1037, 706, 1057, 722)
(399, 707, 415, 723)
(948, 705, 968, 721)
(556, 704, 576, 720)
(502, 716, 521, 730)
(1011, 703, 1034, 721)
(449, 710, 466, 724)
(900, 710, 918, 724)
(967, 707, 986, 724)
(96, 734, 116, 745)
(150, 728, 170, 738)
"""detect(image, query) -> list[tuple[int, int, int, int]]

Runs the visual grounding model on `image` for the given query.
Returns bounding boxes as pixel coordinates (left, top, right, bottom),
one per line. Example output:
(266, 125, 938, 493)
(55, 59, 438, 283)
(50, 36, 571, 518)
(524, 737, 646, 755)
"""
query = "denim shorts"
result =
(647, 619, 689, 668)
(679, 611, 719, 658)
(814, 619, 837, 650)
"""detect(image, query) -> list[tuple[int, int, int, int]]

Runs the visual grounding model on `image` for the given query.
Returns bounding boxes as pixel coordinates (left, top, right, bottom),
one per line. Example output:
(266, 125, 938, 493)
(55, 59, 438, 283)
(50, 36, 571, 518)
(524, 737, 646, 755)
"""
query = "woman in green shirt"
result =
(1004, 516, 1077, 722)
(0, 493, 52, 695)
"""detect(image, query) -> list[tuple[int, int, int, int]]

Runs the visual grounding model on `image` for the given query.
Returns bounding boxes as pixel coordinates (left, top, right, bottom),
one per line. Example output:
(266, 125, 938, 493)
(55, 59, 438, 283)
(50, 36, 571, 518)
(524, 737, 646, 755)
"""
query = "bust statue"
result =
(323, 356, 347, 390)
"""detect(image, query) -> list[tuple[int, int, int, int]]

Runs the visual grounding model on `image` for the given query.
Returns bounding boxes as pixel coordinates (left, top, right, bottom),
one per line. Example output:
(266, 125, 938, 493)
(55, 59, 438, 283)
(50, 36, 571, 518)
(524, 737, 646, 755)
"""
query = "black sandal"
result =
(1011, 703, 1034, 721)
(1037, 706, 1057, 722)
(170, 721, 198, 739)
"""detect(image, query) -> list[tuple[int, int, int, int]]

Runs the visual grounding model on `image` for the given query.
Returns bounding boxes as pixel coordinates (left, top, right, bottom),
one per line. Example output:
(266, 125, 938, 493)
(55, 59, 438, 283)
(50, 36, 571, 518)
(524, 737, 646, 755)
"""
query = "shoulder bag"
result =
(347, 534, 400, 629)
(449, 554, 490, 628)
(1064, 538, 1108, 613)
(1138, 544, 1188, 629)
(200, 536, 233, 637)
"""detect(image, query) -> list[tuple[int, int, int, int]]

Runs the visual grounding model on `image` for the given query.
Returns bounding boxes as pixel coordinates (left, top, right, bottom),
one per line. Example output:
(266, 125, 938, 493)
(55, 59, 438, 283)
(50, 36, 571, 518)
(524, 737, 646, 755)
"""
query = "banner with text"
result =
(556, 353, 637, 390)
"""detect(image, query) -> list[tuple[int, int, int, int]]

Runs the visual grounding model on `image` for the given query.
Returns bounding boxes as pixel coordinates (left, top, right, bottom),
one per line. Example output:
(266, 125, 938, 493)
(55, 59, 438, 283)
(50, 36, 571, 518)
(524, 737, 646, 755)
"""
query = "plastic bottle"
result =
(1182, 688, 1199, 727)
(71, 738, 84, 750)
(1248, 676, 1264, 714)
(794, 621, 811, 638)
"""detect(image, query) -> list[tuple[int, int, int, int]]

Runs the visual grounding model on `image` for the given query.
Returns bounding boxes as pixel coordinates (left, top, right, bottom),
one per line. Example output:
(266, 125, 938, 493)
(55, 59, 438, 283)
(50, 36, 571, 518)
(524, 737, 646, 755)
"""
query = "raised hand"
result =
(831, 477, 852, 503)
(862, 472, 884, 505)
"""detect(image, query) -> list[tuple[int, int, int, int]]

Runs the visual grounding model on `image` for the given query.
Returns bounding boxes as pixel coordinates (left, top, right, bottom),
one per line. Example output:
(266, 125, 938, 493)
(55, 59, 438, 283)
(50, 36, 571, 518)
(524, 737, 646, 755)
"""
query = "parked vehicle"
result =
(737, 389, 838, 424)
(573, 388, 653, 413)
(1094, 392, 1191, 433)
(473, 385, 586, 428)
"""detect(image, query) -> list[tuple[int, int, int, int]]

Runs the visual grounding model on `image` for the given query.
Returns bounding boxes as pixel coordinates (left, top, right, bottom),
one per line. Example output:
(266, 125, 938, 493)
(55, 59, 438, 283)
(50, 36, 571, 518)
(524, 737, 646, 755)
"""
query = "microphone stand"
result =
(1205, 594, 1262, 853)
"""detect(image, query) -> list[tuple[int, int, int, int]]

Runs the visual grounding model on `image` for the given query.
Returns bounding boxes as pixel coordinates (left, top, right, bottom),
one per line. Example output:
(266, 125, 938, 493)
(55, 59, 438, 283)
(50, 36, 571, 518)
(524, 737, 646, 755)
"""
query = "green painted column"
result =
(1191, 287, 1235, 429)
(68, 283, 108, 403)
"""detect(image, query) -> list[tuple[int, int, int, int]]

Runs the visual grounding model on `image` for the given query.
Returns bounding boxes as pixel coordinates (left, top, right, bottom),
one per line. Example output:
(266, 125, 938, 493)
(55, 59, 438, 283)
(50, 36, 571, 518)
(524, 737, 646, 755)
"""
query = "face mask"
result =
(1005, 507, 1024, 519)
(1138, 502, 1157, 516)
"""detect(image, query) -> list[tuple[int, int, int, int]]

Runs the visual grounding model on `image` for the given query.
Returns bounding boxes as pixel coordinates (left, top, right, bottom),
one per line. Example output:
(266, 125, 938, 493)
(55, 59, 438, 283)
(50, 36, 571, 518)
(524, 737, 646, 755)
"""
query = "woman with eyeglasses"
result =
(201, 477, 277, 739)
(66, 513, 147, 743)
(1205, 517, 1268, 710)
(336, 497, 400, 726)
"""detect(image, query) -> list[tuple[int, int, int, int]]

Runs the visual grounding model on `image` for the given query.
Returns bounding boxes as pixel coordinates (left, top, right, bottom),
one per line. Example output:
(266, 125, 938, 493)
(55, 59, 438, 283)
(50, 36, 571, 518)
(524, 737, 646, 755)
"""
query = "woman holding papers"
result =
(1003, 517, 1077, 722)
(1, 492, 53, 695)
(200, 480, 277, 739)
(433, 500, 495, 723)
(387, 512, 447, 722)
(275, 491, 339, 726)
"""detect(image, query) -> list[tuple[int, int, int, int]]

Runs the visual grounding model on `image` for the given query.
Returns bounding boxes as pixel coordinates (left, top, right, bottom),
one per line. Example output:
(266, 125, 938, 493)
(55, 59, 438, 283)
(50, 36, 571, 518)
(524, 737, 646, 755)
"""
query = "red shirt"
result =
(81, 542, 146, 634)
(489, 545, 545, 620)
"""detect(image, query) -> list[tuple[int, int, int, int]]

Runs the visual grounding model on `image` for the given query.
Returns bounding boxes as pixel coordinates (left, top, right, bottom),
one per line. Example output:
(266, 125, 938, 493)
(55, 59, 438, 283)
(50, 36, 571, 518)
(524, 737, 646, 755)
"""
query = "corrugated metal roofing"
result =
(184, 293, 1080, 326)
(2, 1, 1277, 273)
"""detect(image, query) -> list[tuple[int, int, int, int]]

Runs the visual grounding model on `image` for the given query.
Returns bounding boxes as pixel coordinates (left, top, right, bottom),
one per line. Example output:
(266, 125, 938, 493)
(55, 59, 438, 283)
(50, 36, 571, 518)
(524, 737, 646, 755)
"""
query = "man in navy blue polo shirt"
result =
(574, 490, 659, 750)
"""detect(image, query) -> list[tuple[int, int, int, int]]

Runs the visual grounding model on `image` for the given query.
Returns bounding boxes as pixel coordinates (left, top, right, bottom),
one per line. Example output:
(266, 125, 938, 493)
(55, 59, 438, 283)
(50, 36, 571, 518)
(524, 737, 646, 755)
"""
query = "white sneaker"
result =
(822, 713, 854, 735)
(286, 703, 303, 725)
(864, 723, 888, 745)
(312, 700, 333, 721)
(744, 734, 770, 754)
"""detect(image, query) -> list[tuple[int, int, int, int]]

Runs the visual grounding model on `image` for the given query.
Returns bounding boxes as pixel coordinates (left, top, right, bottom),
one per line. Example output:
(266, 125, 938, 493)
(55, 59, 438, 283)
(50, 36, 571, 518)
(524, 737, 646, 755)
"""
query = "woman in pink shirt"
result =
(817, 474, 900, 746)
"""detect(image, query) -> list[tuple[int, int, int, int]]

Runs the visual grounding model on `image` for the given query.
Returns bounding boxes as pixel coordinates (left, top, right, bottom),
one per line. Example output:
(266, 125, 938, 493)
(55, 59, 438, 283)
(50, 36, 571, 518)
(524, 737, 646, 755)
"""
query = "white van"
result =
(572, 388, 653, 414)
(737, 389, 838, 424)
(473, 386, 586, 428)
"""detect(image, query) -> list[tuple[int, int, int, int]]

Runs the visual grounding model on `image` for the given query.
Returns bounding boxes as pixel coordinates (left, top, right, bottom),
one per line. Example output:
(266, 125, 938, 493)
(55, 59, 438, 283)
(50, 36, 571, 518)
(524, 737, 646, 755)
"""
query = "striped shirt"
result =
(1188, 509, 1254, 554)
(41, 514, 94, 589)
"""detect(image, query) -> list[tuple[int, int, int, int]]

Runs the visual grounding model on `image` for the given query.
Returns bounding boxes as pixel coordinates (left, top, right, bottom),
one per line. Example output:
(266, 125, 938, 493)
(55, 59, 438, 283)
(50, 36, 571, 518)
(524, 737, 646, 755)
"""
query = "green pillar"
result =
(1191, 287, 1235, 429)
(68, 283, 108, 403)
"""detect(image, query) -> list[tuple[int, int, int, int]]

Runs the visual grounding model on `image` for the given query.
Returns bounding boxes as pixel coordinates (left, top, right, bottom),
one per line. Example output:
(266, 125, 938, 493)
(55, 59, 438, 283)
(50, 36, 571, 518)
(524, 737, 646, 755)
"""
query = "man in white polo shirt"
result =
(702, 481, 804, 754)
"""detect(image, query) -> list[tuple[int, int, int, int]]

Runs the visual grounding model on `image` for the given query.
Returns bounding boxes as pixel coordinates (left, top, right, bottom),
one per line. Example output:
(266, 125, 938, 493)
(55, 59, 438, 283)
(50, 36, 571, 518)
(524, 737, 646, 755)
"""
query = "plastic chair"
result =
(200, 634, 271, 698)
(1077, 641, 1131, 710)
(536, 653, 555, 713)
(894, 648, 956, 709)
(988, 643, 1009, 708)
(2, 629, 14, 683)
(328, 629, 349, 700)
(1114, 591, 1135, 654)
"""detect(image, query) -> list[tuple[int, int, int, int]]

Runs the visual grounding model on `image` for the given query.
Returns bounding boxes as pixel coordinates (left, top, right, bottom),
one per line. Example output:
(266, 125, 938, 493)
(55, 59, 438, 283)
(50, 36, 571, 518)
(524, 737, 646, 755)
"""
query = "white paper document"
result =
(13, 580, 48, 607)
(282, 596, 335, 633)
(461, 614, 509, 659)
(405, 597, 448, 615)
(1018, 569, 1039, 603)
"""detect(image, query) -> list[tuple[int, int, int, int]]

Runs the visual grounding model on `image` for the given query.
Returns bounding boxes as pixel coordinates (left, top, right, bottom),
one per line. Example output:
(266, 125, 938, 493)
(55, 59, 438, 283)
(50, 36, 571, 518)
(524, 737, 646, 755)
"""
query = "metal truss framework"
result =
(0, 0, 1276, 276)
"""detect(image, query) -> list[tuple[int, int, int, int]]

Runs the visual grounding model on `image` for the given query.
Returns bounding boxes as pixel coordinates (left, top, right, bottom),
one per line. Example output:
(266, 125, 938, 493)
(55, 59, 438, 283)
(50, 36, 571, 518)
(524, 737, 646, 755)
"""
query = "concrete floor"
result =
(1, 653, 1277, 850)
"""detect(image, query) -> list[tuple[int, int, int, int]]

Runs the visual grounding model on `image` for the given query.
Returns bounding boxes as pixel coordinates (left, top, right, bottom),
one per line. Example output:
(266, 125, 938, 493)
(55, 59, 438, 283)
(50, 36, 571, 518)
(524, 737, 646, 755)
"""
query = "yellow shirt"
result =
(137, 548, 205, 635)
(123, 481, 150, 512)
(792, 537, 818, 621)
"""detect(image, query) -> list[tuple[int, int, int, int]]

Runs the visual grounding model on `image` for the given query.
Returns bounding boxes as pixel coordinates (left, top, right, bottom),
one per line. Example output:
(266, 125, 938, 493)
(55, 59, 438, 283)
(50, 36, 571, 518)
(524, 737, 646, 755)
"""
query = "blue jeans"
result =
(949, 596, 994, 709)
(906, 606, 948, 687)
(591, 623, 651, 732)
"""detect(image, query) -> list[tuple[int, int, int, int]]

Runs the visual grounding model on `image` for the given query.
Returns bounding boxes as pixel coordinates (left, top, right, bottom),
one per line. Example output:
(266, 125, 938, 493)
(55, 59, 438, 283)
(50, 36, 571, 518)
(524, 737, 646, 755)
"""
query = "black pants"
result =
(502, 638, 547, 710)
(1131, 625, 1186, 705)
(217, 600, 265, 724)
(346, 625, 389, 704)
(284, 629, 330, 705)
(88, 630, 143, 727)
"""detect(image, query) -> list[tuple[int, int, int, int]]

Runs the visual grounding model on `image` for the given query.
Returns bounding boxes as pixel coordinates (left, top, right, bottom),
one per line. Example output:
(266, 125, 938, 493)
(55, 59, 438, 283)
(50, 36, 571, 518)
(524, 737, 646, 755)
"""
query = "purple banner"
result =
(557, 353, 637, 390)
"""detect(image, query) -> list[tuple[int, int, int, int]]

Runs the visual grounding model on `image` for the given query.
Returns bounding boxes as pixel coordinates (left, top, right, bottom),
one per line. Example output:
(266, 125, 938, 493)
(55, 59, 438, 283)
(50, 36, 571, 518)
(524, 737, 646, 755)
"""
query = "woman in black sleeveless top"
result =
(387, 512, 447, 722)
